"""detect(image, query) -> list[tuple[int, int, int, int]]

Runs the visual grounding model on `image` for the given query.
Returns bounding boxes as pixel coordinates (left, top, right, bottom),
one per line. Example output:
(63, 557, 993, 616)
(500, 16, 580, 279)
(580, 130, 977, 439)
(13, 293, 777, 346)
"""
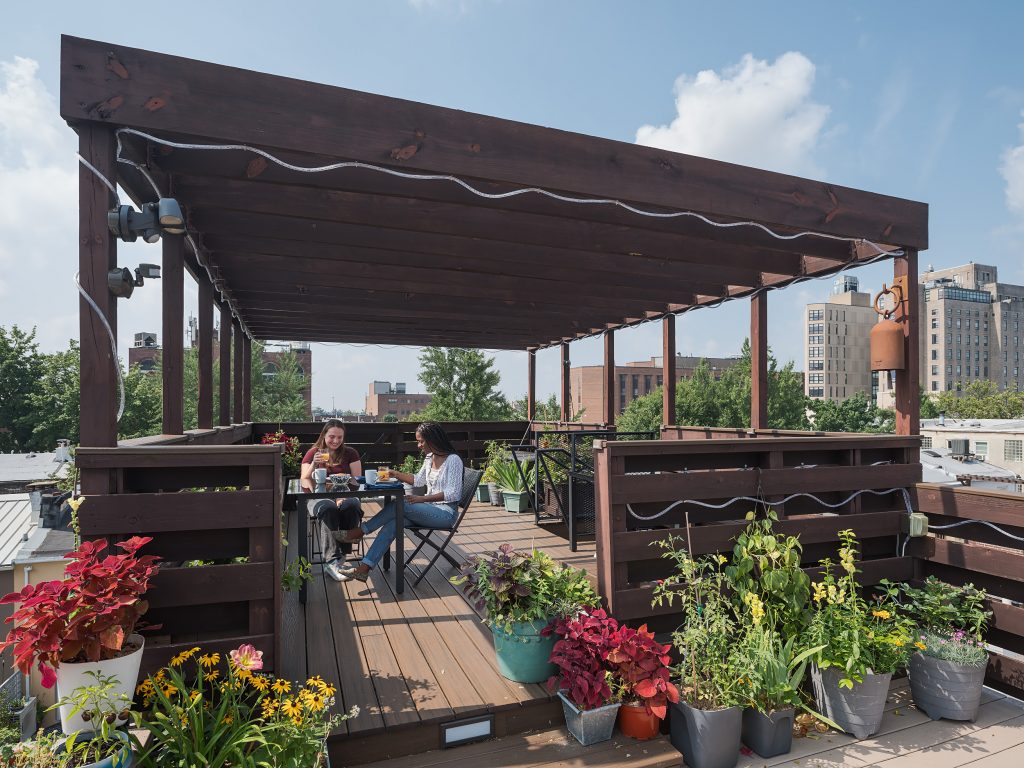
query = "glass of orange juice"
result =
(317, 450, 330, 465)
(378, 467, 391, 482)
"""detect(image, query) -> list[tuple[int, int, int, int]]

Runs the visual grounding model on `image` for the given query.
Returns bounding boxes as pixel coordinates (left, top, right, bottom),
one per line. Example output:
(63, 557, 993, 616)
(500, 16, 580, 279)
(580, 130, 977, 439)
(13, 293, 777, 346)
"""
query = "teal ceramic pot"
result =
(492, 618, 556, 683)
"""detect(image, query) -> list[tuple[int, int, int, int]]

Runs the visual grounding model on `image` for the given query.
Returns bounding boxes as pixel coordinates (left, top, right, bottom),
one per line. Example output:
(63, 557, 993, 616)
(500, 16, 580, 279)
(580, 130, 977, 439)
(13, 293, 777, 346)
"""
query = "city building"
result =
(919, 263, 1024, 396)
(919, 417, 1024, 475)
(365, 381, 432, 420)
(128, 324, 314, 417)
(803, 276, 879, 402)
(570, 354, 742, 419)
(918, 445, 1022, 493)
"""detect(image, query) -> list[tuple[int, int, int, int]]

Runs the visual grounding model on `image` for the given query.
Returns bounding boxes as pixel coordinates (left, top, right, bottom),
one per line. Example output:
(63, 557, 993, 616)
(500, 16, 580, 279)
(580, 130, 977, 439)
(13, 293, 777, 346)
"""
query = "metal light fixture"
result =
(107, 198, 185, 243)
(108, 263, 162, 299)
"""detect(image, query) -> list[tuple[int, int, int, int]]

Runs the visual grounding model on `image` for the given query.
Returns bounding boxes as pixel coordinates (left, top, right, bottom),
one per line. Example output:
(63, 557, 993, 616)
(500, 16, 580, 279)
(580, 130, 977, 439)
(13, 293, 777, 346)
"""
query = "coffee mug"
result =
(365, 469, 379, 485)
(313, 467, 327, 484)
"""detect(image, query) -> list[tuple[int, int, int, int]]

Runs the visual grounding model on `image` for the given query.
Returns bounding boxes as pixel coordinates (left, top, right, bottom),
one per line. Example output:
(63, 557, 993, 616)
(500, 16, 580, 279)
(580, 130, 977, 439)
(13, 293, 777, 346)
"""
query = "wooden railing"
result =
(910, 483, 1024, 697)
(662, 425, 855, 440)
(594, 435, 921, 621)
(76, 445, 282, 675)
(251, 420, 530, 466)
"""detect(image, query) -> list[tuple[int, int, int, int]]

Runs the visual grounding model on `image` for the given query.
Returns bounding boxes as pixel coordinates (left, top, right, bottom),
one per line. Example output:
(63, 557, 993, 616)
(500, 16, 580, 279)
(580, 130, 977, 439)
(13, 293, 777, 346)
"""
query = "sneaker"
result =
(323, 561, 345, 582)
(339, 563, 370, 582)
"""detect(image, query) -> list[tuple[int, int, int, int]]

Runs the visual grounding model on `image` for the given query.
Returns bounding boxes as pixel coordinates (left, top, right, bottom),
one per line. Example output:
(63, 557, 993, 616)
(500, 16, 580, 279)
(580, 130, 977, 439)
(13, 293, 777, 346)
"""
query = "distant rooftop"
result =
(919, 447, 1022, 491)
(921, 419, 1024, 433)
(0, 451, 69, 489)
(0, 494, 36, 569)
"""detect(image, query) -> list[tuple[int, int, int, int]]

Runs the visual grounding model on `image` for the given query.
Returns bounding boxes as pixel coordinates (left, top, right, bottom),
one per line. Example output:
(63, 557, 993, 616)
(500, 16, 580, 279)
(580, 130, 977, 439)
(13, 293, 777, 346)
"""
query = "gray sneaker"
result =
(323, 561, 345, 582)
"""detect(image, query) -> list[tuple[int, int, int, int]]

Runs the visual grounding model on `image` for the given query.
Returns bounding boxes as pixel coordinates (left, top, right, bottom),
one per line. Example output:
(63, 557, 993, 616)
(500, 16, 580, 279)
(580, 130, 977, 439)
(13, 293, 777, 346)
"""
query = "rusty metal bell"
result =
(870, 317, 905, 371)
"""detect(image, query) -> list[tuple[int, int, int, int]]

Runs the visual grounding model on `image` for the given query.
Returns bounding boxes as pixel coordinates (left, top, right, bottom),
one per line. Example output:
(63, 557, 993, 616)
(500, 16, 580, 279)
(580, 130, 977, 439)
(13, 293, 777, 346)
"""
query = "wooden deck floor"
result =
(349, 678, 1024, 768)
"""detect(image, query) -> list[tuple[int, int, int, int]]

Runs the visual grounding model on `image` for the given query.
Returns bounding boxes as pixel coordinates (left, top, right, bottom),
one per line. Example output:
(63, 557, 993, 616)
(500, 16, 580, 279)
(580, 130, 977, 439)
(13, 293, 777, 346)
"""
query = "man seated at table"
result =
(301, 419, 363, 582)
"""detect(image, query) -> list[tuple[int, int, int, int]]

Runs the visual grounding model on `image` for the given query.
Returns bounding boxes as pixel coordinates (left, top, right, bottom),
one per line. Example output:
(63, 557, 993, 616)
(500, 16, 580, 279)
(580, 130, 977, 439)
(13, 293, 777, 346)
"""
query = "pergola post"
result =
(219, 304, 232, 425)
(242, 335, 252, 422)
(751, 292, 768, 430)
(197, 278, 214, 429)
(662, 317, 676, 427)
(560, 341, 571, 422)
(894, 248, 920, 436)
(162, 234, 184, 435)
(603, 330, 615, 426)
(526, 349, 536, 421)
(233, 320, 244, 424)
(78, 125, 119, 448)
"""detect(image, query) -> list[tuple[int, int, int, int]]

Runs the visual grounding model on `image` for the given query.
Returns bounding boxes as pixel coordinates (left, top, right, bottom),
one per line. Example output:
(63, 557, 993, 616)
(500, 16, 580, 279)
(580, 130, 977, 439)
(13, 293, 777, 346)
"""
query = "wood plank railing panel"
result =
(78, 490, 274, 535)
(149, 563, 275, 608)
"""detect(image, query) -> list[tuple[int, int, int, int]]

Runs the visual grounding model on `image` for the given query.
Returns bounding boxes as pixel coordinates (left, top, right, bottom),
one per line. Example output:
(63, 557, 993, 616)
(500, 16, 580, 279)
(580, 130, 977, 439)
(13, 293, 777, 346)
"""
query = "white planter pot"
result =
(55, 634, 145, 735)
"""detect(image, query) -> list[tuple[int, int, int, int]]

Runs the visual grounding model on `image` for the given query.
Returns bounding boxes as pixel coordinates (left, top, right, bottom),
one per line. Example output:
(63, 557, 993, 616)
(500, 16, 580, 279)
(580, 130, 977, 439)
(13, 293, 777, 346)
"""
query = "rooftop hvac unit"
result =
(948, 438, 970, 459)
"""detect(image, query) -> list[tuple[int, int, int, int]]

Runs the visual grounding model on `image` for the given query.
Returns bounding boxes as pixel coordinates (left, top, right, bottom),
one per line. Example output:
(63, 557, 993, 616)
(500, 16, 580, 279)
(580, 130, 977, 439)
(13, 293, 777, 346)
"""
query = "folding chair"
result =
(403, 467, 483, 587)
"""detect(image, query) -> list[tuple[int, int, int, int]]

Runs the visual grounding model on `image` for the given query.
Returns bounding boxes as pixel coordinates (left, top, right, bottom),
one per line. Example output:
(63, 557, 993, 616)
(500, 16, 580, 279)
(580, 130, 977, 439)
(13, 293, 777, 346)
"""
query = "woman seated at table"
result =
(301, 419, 363, 582)
(337, 422, 463, 582)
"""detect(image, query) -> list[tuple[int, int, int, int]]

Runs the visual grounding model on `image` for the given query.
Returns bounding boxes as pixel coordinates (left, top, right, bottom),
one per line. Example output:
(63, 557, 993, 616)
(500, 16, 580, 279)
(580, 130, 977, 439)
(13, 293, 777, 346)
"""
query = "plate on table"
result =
(365, 480, 403, 489)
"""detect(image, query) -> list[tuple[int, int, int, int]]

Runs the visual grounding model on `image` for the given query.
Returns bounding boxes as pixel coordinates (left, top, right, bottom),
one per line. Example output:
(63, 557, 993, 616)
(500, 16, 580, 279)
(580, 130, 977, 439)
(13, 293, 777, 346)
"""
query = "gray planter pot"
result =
(909, 652, 986, 722)
(741, 707, 794, 758)
(669, 699, 742, 768)
(17, 697, 36, 741)
(557, 691, 620, 746)
(811, 665, 891, 739)
(486, 483, 504, 506)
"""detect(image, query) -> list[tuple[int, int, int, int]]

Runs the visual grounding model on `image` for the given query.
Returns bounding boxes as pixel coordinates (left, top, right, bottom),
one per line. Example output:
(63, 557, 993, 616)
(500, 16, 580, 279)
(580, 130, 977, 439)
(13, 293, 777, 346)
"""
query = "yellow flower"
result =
(812, 582, 826, 604)
(222, 714, 233, 725)
(306, 676, 324, 688)
(250, 676, 270, 692)
(303, 693, 326, 712)
(743, 592, 765, 626)
(281, 698, 302, 718)
(291, 715, 303, 726)
(189, 691, 202, 705)
(260, 699, 279, 718)
(199, 652, 221, 669)
(236, 668, 252, 683)
(161, 683, 179, 697)
(66, 496, 86, 513)
(136, 680, 154, 696)
(170, 652, 191, 667)
(716, 554, 728, 565)
(915, 641, 927, 651)
(271, 679, 291, 695)
(206, 669, 221, 680)
(872, 610, 892, 620)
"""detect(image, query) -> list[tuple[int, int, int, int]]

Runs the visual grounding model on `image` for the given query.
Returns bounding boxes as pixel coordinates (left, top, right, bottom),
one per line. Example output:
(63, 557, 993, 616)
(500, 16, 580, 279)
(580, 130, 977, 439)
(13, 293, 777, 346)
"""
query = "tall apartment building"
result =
(570, 354, 742, 419)
(365, 381, 432, 420)
(804, 276, 878, 402)
(920, 263, 1024, 395)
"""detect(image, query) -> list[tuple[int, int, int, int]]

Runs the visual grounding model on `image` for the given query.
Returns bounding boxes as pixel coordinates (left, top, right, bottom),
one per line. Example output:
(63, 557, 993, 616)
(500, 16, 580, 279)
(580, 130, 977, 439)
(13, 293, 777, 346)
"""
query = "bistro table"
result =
(285, 478, 407, 601)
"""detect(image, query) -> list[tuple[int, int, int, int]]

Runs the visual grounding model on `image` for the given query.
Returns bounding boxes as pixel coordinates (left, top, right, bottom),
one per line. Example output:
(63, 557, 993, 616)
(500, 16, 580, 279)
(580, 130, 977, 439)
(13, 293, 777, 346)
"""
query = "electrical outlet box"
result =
(908, 512, 929, 537)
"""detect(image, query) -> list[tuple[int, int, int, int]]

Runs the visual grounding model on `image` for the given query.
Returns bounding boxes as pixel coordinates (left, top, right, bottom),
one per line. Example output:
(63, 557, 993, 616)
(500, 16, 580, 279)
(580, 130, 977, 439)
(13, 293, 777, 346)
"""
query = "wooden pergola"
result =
(62, 35, 927, 446)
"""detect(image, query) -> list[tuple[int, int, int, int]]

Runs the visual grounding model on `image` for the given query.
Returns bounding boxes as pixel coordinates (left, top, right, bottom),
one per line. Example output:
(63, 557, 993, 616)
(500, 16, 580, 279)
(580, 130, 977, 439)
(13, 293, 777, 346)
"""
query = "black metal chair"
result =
(403, 467, 484, 587)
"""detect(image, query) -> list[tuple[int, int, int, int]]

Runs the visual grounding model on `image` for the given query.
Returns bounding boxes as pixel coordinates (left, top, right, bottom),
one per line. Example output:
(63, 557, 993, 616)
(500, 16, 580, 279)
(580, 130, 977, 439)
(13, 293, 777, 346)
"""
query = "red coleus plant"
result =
(607, 623, 680, 719)
(545, 608, 622, 710)
(0, 536, 160, 688)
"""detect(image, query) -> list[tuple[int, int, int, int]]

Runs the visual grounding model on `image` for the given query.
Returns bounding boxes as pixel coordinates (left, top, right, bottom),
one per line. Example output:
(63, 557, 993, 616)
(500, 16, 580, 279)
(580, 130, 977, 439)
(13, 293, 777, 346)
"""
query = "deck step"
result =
(346, 726, 683, 768)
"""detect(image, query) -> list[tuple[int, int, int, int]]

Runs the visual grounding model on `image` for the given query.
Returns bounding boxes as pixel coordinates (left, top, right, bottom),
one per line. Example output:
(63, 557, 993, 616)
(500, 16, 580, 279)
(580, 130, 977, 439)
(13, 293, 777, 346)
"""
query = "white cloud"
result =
(635, 52, 830, 178)
(1001, 111, 1024, 219)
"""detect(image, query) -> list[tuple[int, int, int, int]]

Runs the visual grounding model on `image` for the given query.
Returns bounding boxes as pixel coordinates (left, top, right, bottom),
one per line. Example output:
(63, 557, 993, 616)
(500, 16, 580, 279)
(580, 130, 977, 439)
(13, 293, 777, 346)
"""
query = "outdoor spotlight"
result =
(108, 262, 162, 298)
(107, 198, 185, 243)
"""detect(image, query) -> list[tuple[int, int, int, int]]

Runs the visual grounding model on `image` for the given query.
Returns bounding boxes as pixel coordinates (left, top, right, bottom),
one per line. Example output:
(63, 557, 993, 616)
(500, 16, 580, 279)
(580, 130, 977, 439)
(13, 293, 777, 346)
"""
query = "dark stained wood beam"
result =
(60, 35, 928, 248)
(197, 278, 214, 429)
(751, 292, 768, 429)
(219, 304, 232, 426)
(560, 342, 571, 421)
(895, 249, 920, 436)
(662, 317, 676, 427)
(233, 320, 243, 423)
(162, 234, 185, 434)
(78, 125, 119, 447)
(604, 331, 615, 426)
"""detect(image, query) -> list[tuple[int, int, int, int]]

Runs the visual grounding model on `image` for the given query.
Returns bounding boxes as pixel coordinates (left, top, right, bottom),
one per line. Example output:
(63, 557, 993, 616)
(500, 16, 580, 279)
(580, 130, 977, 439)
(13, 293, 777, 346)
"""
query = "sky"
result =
(2, 0, 1023, 412)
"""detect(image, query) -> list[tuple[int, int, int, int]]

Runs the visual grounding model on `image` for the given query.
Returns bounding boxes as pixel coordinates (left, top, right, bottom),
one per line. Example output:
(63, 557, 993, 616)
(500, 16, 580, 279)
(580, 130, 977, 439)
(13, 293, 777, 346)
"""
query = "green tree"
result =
(808, 391, 895, 433)
(119, 364, 163, 439)
(29, 340, 81, 449)
(510, 393, 581, 422)
(251, 346, 309, 423)
(413, 347, 512, 421)
(934, 381, 1024, 419)
(0, 325, 44, 451)
(617, 387, 663, 434)
(920, 385, 941, 420)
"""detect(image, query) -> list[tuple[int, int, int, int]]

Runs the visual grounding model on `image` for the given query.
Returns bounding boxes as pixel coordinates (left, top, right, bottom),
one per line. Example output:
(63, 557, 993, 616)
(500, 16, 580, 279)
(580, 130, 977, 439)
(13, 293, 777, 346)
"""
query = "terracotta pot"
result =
(618, 702, 660, 739)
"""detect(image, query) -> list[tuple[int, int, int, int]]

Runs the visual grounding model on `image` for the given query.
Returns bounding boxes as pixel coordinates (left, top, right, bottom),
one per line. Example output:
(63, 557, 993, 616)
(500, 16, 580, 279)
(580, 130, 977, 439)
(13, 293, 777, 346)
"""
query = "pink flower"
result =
(229, 644, 264, 672)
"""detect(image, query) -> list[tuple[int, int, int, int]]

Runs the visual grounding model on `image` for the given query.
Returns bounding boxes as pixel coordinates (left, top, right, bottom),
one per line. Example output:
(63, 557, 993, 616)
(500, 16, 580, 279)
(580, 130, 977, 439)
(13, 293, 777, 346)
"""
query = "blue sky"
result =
(2, 1, 1023, 411)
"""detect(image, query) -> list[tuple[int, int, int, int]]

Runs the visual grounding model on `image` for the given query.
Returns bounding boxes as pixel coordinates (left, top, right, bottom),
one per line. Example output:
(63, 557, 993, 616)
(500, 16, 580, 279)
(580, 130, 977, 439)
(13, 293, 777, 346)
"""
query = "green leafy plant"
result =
(735, 624, 829, 719)
(653, 540, 746, 710)
(0, 729, 62, 767)
(452, 544, 598, 633)
(282, 557, 312, 592)
(803, 530, 913, 688)
(490, 458, 534, 493)
(878, 576, 990, 640)
(725, 510, 810, 638)
(398, 454, 421, 476)
(51, 670, 134, 767)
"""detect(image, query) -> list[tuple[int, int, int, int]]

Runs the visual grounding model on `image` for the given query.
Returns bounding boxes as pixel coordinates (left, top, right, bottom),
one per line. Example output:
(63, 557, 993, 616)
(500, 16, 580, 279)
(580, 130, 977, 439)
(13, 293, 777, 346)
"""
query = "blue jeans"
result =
(361, 500, 457, 568)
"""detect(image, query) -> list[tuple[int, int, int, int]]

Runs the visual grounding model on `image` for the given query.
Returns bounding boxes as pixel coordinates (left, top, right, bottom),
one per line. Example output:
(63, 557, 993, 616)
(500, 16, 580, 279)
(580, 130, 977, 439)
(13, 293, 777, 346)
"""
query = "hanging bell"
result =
(870, 317, 905, 371)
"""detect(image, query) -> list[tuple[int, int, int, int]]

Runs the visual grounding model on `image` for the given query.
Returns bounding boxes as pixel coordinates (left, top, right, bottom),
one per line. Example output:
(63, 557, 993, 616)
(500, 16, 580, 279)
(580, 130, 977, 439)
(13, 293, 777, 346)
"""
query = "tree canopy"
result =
(412, 347, 512, 421)
(932, 380, 1024, 420)
(806, 391, 895, 433)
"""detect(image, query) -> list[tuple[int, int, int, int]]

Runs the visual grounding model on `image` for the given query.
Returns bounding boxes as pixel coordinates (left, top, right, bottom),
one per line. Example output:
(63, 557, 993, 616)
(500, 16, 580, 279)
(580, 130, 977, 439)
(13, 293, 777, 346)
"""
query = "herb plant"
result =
(915, 628, 989, 666)
(878, 576, 990, 640)
(51, 670, 133, 767)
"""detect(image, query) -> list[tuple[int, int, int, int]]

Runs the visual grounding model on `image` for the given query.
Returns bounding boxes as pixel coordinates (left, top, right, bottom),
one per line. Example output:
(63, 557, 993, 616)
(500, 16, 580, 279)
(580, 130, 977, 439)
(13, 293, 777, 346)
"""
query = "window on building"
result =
(931, 381, 938, 391)
(631, 375, 639, 398)
(931, 319, 938, 329)
(956, 318, 961, 329)
(808, 309, 823, 321)
(931, 334, 938, 344)
(808, 387, 824, 398)
(644, 375, 652, 395)
(809, 361, 823, 371)
(974, 441, 989, 460)
(1005, 440, 1023, 462)
(656, 375, 663, 387)
(931, 365, 938, 375)
(956, 365, 961, 375)
(921, 437, 933, 448)
(808, 322, 823, 333)
(931, 349, 937, 360)
(619, 374, 626, 404)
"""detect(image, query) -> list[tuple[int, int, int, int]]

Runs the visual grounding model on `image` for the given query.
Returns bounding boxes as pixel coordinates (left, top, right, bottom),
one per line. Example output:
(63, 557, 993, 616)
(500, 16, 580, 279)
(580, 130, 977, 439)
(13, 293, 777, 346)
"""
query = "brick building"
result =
(365, 381, 432, 420)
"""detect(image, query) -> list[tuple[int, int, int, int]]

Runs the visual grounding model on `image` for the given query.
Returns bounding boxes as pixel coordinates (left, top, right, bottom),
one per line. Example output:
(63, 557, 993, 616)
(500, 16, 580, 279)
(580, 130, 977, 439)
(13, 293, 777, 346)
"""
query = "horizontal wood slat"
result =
(600, 436, 920, 457)
(141, 634, 275, 676)
(912, 483, 1024, 528)
(76, 445, 281, 469)
(78, 490, 273, 535)
(912, 538, 1024, 583)
(611, 465, 920, 504)
(149, 563, 275, 609)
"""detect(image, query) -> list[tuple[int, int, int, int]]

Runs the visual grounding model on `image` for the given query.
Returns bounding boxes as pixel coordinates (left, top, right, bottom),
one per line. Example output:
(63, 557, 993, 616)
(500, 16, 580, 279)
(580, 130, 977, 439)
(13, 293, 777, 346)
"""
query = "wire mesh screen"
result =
(570, 473, 597, 539)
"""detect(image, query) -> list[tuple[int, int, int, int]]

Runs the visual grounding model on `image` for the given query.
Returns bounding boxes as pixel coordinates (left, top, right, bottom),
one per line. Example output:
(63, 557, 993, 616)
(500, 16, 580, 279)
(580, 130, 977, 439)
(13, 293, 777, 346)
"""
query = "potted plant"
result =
(546, 608, 622, 745)
(261, 430, 302, 478)
(491, 458, 534, 513)
(0, 729, 63, 766)
(803, 530, 911, 739)
(880, 576, 991, 721)
(51, 670, 135, 768)
(134, 643, 357, 767)
(607, 622, 679, 740)
(452, 544, 598, 683)
(0, 536, 160, 734)
(482, 441, 508, 507)
(654, 541, 746, 768)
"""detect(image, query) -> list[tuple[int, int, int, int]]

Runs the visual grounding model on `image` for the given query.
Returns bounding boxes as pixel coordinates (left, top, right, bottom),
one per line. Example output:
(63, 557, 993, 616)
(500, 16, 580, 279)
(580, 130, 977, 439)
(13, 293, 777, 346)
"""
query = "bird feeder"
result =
(870, 281, 905, 388)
